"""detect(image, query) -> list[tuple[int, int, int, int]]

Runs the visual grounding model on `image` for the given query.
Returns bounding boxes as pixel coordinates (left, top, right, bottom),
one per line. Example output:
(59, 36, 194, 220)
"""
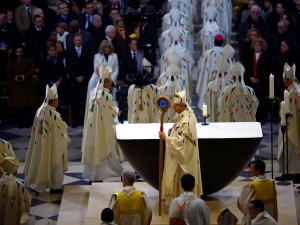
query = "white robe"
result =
(0, 174, 32, 225)
(196, 46, 223, 109)
(127, 84, 159, 123)
(109, 186, 152, 225)
(197, 22, 226, 56)
(204, 72, 233, 122)
(251, 211, 278, 225)
(237, 175, 278, 225)
(82, 86, 123, 181)
(277, 83, 300, 174)
(162, 8, 194, 34)
(218, 84, 258, 122)
(159, 27, 194, 56)
(201, 0, 232, 42)
(170, 192, 210, 225)
(158, 76, 191, 123)
(159, 42, 194, 95)
(24, 104, 69, 191)
(0, 139, 17, 175)
(163, 108, 203, 206)
(87, 53, 119, 95)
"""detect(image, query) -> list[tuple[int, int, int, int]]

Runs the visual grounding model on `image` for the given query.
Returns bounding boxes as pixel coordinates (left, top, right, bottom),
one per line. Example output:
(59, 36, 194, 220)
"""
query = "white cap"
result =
(143, 58, 152, 73)
(0, 152, 19, 174)
(168, 0, 180, 8)
(169, 26, 182, 42)
(217, 208, 238, 225)
(222, 44, 235, 59)
(283, 63, 296, 79)
(230, 61, 248, 95)
(45, 84, 58, 100)
(213, 57, 229, 91)
(215, 57, 229, 73)
(205, 5, 218, 20)
(170, 8, 182, 24)
(99, 64, 112, 80)
(174, 89, 187, 104)
(166, 64, 180, 77)
(168, 52, 182, 66)
(230, 61, 245, 77)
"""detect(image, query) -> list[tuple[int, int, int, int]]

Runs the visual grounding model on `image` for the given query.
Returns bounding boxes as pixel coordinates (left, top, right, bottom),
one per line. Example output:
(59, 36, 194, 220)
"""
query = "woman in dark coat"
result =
(6, 44, 40, 128)
(243, 37, 271, 125)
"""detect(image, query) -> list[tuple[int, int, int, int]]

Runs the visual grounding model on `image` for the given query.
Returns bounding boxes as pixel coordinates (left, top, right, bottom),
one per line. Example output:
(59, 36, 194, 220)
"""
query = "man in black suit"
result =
(66, 33, 93, 128)
(104, 24, 122, 60)
(50, 2, 77, 31)
(24, 15, 48, 70)
(78, 1, 94, 30)
(102, 7, 119, 28)
(119, 37, 139, 84)
(66, 20, 95, 53)
(86, 14, 105, 52)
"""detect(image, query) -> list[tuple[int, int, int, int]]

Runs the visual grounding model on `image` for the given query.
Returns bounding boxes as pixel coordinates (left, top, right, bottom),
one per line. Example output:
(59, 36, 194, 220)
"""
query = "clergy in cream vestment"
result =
(82, 65, 123, 181)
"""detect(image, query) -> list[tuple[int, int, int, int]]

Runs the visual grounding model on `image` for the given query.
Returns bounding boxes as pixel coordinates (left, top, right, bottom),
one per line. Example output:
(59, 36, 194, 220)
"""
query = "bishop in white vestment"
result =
(24, 84, 69, 193)
(82, 65, 123, 182)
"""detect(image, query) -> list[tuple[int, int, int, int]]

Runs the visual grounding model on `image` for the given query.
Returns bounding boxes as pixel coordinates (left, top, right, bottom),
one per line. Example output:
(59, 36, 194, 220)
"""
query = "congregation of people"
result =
(1, 0, 300, 224)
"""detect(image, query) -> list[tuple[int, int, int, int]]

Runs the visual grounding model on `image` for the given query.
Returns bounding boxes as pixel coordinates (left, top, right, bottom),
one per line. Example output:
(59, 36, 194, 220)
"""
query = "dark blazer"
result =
(66, 30, 96, 53)
(38, 57, 68, 100)
(50, 13, 78, 31)
(24, 26, 48, 68)
(78, 13, 94, 30)
(119, 50, 138, 83)
(66, 46, 93, 103)
(86, 24, 105, 52)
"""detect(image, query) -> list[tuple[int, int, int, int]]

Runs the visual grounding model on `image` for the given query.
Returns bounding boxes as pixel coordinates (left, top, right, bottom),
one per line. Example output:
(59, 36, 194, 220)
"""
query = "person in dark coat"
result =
(66, 33, 93, 128)
(24, 15, 48, 69)
(104, 25, 122, 61)
(38, 42, 68, 106)
(86, 14, 105, 53)
(6, 44, 40, 128)
(50, 2, 78, 31)
(78, 1, 95, 30)
(243, 37, 271, 124)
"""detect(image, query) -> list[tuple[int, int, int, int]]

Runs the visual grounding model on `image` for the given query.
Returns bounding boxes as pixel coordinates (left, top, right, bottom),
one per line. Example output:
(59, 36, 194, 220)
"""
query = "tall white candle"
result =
(202, 103, 207, 117)
(269, 74, 274, 99)
(284, 89, 289, 113)
(280, 101, 286, 126)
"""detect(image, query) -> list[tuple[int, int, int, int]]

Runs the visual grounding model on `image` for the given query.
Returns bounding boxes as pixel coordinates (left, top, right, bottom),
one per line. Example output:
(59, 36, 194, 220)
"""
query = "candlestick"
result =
(202, 103, 207, 117)
(269, 74, 274, 99)
(280, 101, 286, 126)
(284, 89, 289, 113)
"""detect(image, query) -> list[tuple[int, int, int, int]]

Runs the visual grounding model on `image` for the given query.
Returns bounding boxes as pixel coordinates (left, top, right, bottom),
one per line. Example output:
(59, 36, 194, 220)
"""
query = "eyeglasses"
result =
(251, 11, 260, 14)
(277, 26, 284, 28)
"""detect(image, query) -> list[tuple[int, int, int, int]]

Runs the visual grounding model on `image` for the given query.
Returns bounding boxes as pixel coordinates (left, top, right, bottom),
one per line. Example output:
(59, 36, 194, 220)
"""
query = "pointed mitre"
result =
(0, 152, 19, 174)
(230, 61, 245, 77)
(168, 52, 182, 66)
(283, 63, 296, 79)
(166, 64, 180, 76)
(215, 57, 229, 73)
(99, 64, 112, 80)
(217, 208, 238, 225)
(45, 84, 58, 100)
(283, 62, 291, 73)
(170, 8, 182, 23)
(169, 26, 182, 41)
(222, 44, 235, 59)
(205, 5, 218, 20)
(168, 0, 180, 8)
(143, 58, 152, 73)
(174, 89, 187, 104)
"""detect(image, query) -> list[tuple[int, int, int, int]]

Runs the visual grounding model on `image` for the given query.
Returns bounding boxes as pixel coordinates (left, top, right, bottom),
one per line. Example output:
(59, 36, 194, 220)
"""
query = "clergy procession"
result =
(1, 0, 300, 224)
